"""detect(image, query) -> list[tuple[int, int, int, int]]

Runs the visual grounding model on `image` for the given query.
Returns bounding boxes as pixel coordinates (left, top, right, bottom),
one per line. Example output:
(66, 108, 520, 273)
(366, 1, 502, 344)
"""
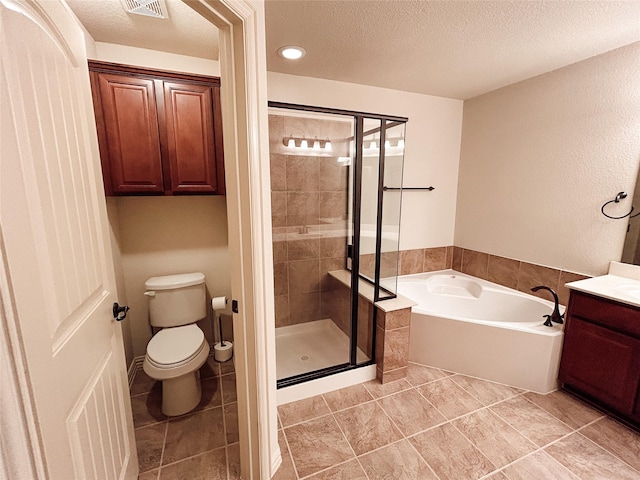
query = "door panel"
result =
(96, 73, 165, 194)
(162, 81, 218, 193)
(67, 337, 129, 479)
(0, 1, 137, 478)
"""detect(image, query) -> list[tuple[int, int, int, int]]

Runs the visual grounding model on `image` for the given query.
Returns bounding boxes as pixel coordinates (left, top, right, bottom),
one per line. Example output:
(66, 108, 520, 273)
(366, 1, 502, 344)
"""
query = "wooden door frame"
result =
(184, 1, 279, 478)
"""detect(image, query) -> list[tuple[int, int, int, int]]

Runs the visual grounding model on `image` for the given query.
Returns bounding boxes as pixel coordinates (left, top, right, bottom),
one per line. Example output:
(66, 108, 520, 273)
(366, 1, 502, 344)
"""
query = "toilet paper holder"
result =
(211, 296, 233, 362)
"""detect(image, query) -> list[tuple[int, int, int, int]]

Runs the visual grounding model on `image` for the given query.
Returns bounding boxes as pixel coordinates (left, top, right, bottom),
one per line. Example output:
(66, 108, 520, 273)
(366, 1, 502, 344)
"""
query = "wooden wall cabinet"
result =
(559, 290, 640, 428)
(88, 61, 225, 195)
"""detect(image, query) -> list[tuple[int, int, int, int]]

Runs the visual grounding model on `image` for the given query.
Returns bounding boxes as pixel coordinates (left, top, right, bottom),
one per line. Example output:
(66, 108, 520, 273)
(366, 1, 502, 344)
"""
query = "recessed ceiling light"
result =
(278, 46, 306, 60)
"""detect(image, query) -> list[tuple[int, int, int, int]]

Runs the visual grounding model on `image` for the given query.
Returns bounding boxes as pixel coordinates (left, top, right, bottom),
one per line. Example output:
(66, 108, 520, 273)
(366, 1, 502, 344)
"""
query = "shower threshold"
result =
(275, 318, 369, 381)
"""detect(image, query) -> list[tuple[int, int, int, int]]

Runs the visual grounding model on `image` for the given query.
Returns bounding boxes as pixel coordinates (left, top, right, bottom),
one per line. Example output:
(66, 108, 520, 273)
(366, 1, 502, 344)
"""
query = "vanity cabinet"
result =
(88, 61, 225, 195)
(559, 291, 640, 427)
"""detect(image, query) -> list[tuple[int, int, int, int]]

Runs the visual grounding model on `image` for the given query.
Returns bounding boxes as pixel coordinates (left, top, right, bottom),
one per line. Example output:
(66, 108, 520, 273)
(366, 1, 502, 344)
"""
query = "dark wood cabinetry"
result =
(89, 61, 224, 195)
(559, 291, 640, 428)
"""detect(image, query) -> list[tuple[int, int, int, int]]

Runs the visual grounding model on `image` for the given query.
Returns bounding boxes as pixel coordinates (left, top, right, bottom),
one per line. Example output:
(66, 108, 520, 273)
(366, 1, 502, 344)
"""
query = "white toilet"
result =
(142, 272, 210, 416)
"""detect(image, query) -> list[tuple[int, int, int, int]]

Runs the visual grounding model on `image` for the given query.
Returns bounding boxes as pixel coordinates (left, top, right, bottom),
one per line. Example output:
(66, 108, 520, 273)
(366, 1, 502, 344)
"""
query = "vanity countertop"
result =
(566, 274, 640, 309)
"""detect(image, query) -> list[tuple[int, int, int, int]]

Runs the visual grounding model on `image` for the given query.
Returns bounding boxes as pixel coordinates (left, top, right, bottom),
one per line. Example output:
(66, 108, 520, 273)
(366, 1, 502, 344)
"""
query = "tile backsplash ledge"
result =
(398, 246, 589, 307)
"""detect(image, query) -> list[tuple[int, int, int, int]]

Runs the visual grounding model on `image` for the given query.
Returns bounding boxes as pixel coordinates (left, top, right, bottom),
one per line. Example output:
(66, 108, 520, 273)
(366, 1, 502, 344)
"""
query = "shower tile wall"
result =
(269, 114, 352, 327)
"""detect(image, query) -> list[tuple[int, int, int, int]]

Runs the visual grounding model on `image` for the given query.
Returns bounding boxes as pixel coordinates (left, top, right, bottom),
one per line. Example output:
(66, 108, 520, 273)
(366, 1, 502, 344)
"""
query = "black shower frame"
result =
(269, 101, 407, 389)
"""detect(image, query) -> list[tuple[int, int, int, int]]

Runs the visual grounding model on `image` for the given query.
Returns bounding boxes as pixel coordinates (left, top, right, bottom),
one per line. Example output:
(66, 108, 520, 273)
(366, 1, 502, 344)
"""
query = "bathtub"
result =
(396, 270, 564, 393)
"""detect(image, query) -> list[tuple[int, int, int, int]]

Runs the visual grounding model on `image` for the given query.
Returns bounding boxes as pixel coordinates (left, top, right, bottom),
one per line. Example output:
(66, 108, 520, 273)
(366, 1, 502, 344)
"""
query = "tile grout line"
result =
(448, 406, 540, 476)
(224, 443, 231, 480)
(449, 374, 524, 407)
(572, 424, 640, 475)
(404, 435, 444, 480)
(279, 420, 301, 480)
(516, 393, 583, 432)
(372, 395, 408, 442)
(410, 382, 540, 478)
(221, 393, 229, 477)
(156, 420, 169, 479)
(317, 390, 375, 479)
(476, 423, 601, 479)
(521, 391, 604, 432)
(325, 396, 371, 480)
(487, 439, 575, 479)
(158, 445, 228, 470)
(447, 418, 501, 475)
(487, 399, 571, 449)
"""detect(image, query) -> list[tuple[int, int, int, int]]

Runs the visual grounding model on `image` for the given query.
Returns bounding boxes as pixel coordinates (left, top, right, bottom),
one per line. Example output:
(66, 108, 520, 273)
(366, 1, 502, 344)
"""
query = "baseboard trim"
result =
(128, 356, 145, 389)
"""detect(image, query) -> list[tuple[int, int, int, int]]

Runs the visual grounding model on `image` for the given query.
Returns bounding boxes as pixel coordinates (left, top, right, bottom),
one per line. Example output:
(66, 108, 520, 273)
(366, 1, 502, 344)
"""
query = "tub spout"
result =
(531, 286, 564, 327)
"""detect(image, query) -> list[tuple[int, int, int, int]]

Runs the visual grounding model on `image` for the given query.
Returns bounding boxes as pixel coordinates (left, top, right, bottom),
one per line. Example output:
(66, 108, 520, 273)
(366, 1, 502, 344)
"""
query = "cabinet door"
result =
(161, 81, 220, 194)
(95, 73, 164, 194)
(560, 316, 640, 415)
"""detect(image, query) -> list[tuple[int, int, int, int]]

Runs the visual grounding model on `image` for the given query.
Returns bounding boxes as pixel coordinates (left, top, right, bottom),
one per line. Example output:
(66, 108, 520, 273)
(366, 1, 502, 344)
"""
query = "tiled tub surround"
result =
(398, 246, 589, 306)
(131, 357, 239, 479)
(274, 363, 640, 480)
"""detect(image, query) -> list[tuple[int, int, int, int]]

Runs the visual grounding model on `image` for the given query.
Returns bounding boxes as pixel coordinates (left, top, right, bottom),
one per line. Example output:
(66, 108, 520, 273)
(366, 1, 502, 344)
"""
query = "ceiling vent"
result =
(121, 0, 168, 19)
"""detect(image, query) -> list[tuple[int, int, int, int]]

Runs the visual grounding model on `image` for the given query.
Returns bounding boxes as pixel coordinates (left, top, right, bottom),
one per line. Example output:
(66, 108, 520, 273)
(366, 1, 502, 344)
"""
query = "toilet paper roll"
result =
(211, 296, 228, 310)
(214, 341, 233, 362)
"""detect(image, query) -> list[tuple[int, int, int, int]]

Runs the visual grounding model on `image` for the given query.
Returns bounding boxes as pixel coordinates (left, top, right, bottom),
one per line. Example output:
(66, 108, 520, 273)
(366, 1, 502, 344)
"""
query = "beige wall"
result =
(114, 196, 231, 358)
(105, 198, 134, 365)
(94, 42, 220, 76)
(267, 72, 464, 251)
(456, 43, 640, 277)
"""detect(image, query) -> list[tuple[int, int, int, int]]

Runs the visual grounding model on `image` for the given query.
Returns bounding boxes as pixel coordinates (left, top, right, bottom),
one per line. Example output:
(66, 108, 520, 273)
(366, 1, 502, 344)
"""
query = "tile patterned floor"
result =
(132, 356, 240, 480)
(133, 360, 640, 480)
(275, 363, 640, 480)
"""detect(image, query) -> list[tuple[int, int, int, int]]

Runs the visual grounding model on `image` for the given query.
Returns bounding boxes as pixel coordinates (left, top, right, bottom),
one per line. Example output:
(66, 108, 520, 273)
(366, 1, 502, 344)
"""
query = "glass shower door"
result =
(378, 121, 406, 298)
(268, 106, 356, 383)
(268, 102, 407, 388)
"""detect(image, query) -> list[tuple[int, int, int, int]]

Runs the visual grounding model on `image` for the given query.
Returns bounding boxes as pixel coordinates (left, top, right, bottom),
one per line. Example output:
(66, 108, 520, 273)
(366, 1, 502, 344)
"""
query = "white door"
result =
(0, 1, 137, 479)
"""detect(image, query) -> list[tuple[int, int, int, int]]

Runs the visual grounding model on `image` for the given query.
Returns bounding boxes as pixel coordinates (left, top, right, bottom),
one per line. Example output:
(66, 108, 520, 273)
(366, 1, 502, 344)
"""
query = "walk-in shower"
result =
(268, 102, 407, 387)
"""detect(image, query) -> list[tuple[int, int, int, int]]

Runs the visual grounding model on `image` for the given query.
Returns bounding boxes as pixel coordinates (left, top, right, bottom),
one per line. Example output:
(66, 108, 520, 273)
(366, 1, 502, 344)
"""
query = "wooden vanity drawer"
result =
(569, 291, 640, 338)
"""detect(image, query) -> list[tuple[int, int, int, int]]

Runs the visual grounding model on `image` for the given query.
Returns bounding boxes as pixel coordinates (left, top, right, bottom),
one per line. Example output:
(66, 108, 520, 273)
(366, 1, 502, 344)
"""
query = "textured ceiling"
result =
(265, 0, 640, 99)
(66, 0, 218, 59)
(67, 1, 640, 100)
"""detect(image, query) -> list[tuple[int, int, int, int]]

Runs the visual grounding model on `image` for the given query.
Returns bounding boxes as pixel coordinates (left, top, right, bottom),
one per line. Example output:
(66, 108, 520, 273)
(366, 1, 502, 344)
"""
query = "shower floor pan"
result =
(276, 319, 369, 380)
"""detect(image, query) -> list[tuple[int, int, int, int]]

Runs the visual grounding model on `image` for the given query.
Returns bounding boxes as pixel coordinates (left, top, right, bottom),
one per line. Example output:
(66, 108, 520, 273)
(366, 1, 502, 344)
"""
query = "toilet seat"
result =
(146, 324, 206, 367)
(144, 324, 209, 382)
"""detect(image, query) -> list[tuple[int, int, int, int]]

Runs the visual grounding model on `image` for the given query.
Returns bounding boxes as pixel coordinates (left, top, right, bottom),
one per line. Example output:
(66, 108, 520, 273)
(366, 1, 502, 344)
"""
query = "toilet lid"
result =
(147, 325, 205, 366)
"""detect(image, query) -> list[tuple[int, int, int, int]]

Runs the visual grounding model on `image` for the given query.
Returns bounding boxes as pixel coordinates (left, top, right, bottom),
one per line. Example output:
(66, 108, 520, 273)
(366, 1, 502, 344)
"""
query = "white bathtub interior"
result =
(398, 270, 565, 393)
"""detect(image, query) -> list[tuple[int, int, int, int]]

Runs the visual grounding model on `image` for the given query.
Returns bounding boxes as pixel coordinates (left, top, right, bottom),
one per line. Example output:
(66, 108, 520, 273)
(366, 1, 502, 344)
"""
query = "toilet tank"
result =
(145, 272, 206, 328)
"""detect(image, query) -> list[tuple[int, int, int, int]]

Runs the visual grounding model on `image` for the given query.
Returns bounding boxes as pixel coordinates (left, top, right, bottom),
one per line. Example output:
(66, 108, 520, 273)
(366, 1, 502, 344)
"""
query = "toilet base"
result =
(161, 370, 202, 416)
